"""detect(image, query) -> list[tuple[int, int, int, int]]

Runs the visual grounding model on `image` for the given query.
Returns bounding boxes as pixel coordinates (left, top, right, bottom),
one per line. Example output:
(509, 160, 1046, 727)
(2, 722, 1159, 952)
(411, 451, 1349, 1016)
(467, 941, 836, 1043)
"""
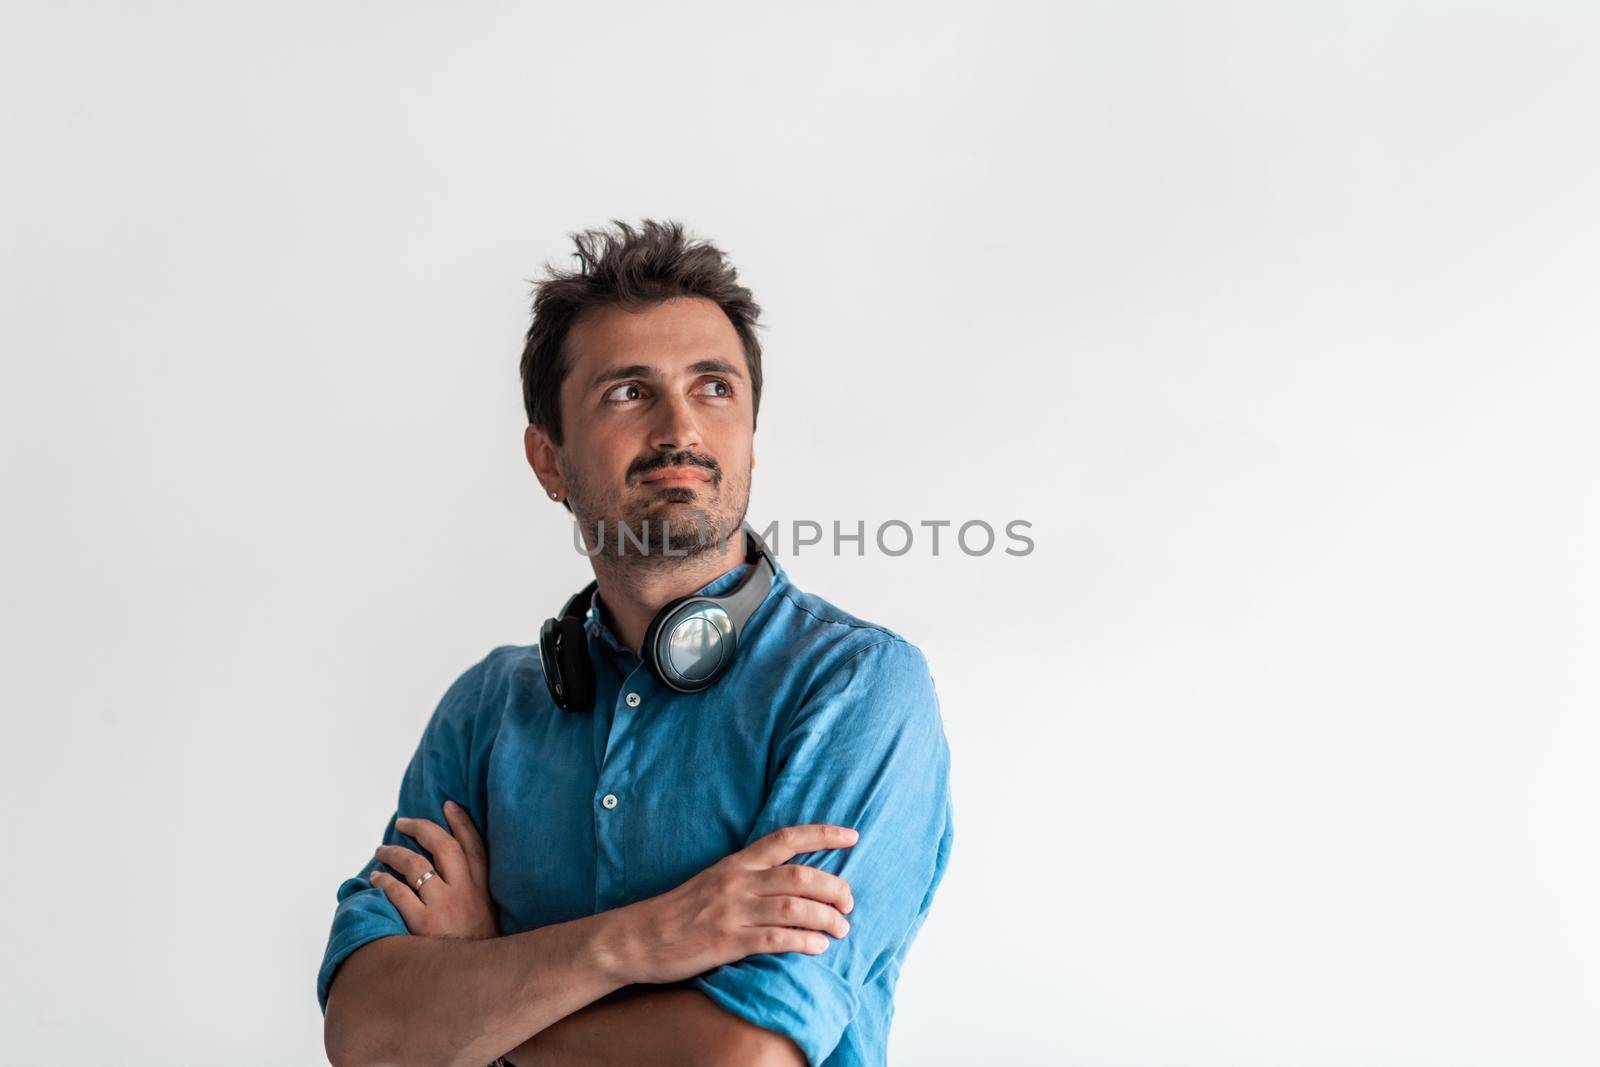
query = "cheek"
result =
(722, 453, 753, 492)
(570, 435, 640, 486)
(711, 439, 750, 477)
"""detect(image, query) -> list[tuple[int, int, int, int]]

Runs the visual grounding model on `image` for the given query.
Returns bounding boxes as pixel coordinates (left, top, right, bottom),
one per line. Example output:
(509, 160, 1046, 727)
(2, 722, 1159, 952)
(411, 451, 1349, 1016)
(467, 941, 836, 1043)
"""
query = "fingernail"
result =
(444, 800, 458, 811)
(844, 829, 858, 842)
(841, 919, 851, 936)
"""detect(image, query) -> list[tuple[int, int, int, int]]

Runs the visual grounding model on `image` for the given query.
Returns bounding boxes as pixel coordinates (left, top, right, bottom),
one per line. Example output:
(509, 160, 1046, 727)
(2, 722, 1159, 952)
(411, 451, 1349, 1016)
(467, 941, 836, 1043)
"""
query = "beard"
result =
(564, 467, 748, 562)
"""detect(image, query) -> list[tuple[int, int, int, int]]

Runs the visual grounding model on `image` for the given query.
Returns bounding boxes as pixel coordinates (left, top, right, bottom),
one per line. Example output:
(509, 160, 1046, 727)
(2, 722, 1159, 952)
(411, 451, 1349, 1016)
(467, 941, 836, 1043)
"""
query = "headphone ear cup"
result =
(645, 597, 737, 693)
(540, 615, 595, 710)
(639, 595, 687, 684)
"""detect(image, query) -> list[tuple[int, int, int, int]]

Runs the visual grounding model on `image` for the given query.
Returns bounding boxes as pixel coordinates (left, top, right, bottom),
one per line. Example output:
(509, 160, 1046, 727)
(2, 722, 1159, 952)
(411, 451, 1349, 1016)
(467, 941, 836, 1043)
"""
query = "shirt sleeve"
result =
(315, 650, 499, 1015)
(689, 637, 956, 1066)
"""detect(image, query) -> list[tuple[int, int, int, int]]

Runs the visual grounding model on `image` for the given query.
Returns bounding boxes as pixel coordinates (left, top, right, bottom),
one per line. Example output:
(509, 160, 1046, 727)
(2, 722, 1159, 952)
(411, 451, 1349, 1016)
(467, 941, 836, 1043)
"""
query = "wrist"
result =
(587, 902, 644, 986)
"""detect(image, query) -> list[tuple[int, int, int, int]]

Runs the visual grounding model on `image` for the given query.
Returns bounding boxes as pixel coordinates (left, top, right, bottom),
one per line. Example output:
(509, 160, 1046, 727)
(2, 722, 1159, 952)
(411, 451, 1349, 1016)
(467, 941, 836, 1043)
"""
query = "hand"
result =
(604, 823, 859, 985)
(370, 799, 499, 941)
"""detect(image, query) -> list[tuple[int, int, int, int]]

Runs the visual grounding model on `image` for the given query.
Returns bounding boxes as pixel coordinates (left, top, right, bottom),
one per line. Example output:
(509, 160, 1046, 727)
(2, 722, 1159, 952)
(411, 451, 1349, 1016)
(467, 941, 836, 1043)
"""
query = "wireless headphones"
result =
(539, 522, 777, 710)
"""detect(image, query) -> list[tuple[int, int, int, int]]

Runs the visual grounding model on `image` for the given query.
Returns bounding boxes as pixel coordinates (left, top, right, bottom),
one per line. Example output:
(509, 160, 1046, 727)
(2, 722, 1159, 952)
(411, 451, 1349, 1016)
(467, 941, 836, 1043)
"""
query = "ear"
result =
(524, 424, 565, 500)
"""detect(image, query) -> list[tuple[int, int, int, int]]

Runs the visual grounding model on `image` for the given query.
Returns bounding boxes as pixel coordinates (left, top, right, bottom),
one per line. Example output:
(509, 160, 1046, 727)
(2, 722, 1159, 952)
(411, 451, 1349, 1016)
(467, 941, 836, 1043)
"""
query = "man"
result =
(318, 219, 955, 1067)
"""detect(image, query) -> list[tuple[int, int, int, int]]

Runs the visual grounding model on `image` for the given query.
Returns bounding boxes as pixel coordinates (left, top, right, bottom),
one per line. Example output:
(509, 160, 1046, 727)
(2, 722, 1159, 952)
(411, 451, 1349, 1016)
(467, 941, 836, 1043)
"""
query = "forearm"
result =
(324, 910, 630, 1067)
(503, 986, 805, 1067)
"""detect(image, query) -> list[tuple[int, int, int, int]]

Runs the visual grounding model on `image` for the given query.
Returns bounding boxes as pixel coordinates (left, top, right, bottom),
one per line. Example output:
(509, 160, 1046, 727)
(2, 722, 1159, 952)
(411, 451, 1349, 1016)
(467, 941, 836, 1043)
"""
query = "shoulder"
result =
(760, 577, 941, 722)
(767, 578, 922, 663)
(419, 643, 532, 747)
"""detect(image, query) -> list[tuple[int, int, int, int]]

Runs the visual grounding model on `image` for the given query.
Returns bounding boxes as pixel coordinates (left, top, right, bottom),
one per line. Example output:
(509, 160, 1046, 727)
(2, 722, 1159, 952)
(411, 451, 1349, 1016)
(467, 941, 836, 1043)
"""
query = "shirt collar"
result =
(584, 552, 789, 660)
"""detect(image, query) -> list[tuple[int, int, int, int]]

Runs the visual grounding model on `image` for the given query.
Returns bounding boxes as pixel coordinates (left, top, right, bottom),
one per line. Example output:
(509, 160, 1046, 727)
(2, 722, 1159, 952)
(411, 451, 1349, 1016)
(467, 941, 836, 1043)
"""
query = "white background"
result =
(4, 3, 1597, 1064)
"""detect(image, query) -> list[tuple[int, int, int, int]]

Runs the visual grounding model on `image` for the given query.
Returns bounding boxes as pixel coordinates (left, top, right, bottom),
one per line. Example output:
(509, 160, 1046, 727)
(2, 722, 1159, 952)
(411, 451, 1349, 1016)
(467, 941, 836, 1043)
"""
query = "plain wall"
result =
(2, 2, 1596, 1064)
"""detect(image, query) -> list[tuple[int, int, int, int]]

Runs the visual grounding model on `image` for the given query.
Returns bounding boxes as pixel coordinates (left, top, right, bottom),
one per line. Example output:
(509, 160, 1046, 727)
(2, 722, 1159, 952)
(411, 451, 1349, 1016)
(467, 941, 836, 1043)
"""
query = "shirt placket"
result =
(593, 663, 652, 913)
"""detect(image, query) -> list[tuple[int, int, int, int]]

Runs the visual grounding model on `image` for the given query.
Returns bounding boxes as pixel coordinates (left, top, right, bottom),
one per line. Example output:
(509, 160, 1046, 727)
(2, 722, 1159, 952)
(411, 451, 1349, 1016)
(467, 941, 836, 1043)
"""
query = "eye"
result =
(603, 382, 645, 403)
(695, 378, 732, 399)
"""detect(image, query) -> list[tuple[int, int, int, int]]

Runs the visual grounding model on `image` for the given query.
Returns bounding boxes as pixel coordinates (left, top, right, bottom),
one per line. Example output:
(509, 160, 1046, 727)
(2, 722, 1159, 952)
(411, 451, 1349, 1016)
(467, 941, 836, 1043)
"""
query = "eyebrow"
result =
(587, 358, 746, 391)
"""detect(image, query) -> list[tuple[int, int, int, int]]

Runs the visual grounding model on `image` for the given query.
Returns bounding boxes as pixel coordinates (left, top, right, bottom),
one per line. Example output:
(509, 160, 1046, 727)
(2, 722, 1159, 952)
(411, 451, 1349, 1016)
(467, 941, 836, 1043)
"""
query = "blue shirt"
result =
(316, 554, 955, 1067)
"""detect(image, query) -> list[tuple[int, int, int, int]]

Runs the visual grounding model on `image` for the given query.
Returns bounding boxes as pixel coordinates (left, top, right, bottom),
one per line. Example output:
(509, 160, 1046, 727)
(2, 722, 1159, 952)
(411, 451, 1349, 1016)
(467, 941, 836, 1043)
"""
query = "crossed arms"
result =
(319, 638, 952, 1067)
(323, 818, 857, 1067)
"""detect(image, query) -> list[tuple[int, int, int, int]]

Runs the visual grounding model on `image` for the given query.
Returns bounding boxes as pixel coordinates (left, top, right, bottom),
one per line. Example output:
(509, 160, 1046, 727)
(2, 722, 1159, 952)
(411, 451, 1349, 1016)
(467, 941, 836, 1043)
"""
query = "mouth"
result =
(640, 466, 713, 487)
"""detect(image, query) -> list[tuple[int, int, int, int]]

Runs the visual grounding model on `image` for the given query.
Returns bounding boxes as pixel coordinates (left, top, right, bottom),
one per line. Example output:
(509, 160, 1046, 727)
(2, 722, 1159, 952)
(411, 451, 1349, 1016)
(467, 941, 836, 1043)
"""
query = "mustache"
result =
(628, 449, 721, 483)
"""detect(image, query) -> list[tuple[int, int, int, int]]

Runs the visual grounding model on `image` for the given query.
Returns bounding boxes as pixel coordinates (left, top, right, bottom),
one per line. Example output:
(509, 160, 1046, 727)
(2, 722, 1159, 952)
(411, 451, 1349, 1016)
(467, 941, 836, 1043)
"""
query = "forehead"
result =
(562, 296, 744, 382)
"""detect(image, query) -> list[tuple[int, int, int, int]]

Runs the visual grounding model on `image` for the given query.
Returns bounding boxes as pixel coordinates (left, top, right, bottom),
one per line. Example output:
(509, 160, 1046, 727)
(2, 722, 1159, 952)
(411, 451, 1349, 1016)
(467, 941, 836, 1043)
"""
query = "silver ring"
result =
(415, 868, 436, 891)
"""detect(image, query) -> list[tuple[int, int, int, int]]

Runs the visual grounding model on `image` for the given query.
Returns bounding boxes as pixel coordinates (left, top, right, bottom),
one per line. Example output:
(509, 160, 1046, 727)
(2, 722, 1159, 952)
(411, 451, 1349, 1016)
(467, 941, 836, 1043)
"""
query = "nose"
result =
(651, 390, 704, 454)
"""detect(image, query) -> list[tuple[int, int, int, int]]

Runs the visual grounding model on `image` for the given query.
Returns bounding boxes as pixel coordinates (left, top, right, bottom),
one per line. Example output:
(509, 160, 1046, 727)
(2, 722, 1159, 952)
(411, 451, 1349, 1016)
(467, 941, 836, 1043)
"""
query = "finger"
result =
(394, 816, 467, 885)
(736, 824, 858, 870)
(739, 925, 832, 958)
(746, 895, 852, 939)
(374, 844, 435, 892)
(753, 863, 855, 916)
(442, 800, 489, 887)
(369, 868, 425, 928)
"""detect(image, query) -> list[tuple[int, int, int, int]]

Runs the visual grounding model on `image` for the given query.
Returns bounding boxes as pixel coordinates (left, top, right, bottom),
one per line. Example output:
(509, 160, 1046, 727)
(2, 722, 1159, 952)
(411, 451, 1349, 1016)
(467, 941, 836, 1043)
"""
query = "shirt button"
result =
(625, 692, 641, 707)
(601, 793, 618, 810)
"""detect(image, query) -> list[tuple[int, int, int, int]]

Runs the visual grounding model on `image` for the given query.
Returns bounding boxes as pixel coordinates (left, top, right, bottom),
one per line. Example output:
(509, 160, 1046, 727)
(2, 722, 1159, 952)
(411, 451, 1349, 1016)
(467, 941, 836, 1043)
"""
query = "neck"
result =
(591, 526, 748, 656)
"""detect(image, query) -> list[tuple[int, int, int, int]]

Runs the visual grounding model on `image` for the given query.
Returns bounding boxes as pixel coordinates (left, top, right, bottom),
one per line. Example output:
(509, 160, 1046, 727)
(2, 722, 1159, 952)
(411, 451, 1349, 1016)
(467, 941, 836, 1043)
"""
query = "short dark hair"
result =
(519, 218, 765, 446)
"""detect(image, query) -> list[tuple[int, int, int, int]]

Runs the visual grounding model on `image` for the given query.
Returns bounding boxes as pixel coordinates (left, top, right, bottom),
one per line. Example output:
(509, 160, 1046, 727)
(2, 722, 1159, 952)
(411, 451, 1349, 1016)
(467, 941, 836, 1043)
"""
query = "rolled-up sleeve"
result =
(315, 650, 498, 1014)
(690, 637, 955, 1066)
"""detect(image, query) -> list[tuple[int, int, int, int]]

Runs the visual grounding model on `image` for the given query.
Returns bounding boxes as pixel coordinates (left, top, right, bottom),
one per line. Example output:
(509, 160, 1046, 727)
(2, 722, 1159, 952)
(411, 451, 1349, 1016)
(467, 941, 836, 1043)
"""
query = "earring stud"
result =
(549, 490, 560, 500)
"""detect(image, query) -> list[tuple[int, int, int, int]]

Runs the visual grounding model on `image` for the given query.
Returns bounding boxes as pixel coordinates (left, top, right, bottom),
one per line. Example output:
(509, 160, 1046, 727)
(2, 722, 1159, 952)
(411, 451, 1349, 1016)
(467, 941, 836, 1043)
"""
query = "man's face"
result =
(531, 295, 755, 557)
